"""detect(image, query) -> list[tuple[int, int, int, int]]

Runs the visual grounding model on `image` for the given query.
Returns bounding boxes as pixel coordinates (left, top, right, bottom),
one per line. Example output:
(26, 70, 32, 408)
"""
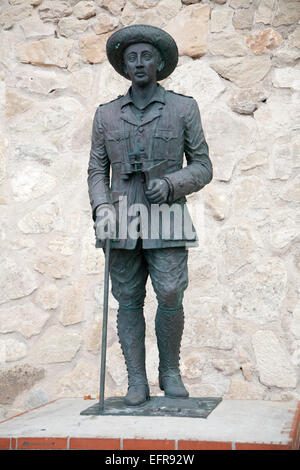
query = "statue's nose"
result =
(136, 55, 143, 67)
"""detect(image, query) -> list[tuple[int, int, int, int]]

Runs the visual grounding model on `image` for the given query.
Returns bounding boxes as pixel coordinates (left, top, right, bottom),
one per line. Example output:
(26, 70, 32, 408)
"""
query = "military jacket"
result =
(87, 84, 213, 249)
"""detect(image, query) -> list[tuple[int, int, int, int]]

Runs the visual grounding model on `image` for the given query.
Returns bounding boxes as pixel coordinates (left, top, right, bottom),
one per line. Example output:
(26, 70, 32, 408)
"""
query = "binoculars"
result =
(121, 149, 147, 181)
(121, 148, 168, 187)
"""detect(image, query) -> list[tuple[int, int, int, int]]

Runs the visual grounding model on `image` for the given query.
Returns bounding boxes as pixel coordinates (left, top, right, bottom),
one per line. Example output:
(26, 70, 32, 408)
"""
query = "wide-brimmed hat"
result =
(106, 24, 178, 81)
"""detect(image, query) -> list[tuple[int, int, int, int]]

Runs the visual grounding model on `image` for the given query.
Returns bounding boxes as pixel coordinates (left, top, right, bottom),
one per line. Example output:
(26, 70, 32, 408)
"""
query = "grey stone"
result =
(73, 1, 96, 20)
(0, 4, 33, 30)
(33, 326, 82, 364)
(210, 8, 233, 33)
(164, 60, 226, 113)
(273, 0, 300, 27)
(17, 38, 74, 68)
(0, 364, 45, 405)
(0, 258, 38, 305)
(280, 175, 300, 203)
(231, 258, 287, 324)
(38, 1, 72, 23)
(229, 0, 253, 7)
(164, 3, 210, 58)
(0, 304, 49, 338)
(5, 90, 33, 118)
(268, 210, 299, 251)
(58, 16, 90, 37)
(238, 151, 268, 171)
(34, 254, 72, 280)
(208, 32, 248, 57)
(212, 358, 240, 376)
(272, 25, 300, 65)
(232, 176, 273, 222)
(211, 56, 272, 87)
(203, 183, 230, 221)
(217, 224, 260, 276)
(14, 144, 59, 166)
(11, 164, 56, 202)
(19, 15, 55, 38)
(252, 330, 297, 388)
(0, 338, 27, 362)
(57, 361, 99, 397)
(232, 5, 255, 29)
(254, 95, 300, 139)
(182, 297, 234, 350)
(291, 301, 300, 339)
(267, 138, 295, 181)
(47, 237, 77, 256)
(92, 13, 119, 35)
(0, 406, 6, 420)
(272, 65, 300, 91)
(99, 0, 126, 16)
(229, 87, 269, 115)
(0, 137, 7, 185)
(203, 105, 258, 181)
(59, 281, 87, 326)
(226, 379, 265, 400)
(132, 0, 159, 8)
(26, 389, 49, 410)
(255, 0, 276, 25)
(18, 198, 64, 234)
(13, 69, 68, 96)
(182, 351, 206, 379)
(34, 284, 59, 310)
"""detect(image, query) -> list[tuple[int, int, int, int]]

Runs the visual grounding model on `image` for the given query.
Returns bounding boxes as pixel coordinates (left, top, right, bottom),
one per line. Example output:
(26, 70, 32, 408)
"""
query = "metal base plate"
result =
(80, 396, 222, 419)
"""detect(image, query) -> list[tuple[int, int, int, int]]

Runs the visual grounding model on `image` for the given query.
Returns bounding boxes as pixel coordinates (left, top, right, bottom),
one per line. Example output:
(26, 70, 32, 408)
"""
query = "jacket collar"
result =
(120, 83, 166, 109)
(120, 84, 165, 127)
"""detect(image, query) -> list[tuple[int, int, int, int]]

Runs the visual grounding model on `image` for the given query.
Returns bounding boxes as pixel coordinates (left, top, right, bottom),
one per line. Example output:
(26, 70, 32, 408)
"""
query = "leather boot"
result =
(155, 307, 189, 399)
(117, 306, 150, 406)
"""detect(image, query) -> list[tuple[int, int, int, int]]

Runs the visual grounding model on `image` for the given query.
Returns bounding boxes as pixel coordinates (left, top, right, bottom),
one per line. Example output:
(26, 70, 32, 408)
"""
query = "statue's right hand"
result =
(94, 203, 116, 241)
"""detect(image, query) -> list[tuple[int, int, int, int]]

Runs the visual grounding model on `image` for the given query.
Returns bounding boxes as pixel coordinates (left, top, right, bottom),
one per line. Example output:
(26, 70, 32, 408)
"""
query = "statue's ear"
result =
(122, 61, 128, 76)
(157, 59, 165, 73)
(156, 49, 165, 73)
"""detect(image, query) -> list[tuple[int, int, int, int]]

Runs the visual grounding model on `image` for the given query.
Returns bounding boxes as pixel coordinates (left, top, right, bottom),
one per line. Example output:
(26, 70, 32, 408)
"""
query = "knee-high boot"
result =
(117, 306, 150, 406)
(155, 307, 189, 398)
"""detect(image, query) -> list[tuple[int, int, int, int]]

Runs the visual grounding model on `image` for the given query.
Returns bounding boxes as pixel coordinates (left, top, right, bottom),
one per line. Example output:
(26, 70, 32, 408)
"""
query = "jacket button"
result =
(138, 127, 144, 133)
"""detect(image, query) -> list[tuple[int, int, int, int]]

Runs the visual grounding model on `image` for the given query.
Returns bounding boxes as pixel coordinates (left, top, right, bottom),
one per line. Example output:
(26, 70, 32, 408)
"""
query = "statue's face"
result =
(123, 42, 159, 87)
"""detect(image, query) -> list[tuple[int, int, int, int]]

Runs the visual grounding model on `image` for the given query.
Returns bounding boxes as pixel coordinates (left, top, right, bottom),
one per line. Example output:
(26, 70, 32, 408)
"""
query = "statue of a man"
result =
(87, 25, 213, 407)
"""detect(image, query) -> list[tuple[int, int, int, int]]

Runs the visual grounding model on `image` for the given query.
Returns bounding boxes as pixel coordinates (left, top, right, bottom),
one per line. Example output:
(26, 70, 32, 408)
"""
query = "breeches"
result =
(107, 240, 189, 311)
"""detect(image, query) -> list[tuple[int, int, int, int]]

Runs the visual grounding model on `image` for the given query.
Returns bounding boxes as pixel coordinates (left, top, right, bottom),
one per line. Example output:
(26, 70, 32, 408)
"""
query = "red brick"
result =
(292, 420, 300, 450)
(0, 438, 10, 450)
(123, 439, 175, 450)
(235, 442, 291, 450)
(69, 438, 120, 450)
(289, 401, 300, 450)
(17, 437, 68, 450)
(178, 440, 232, 450)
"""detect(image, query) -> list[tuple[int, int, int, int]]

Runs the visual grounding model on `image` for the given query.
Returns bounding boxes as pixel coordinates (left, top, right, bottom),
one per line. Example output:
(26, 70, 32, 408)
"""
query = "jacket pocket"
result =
(105, 131, 130, 163)
(153, 129, 178, 160)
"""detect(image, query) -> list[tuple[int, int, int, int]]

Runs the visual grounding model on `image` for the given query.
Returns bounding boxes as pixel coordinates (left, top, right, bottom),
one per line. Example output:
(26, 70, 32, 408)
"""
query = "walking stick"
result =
(99, 237, 110, 413)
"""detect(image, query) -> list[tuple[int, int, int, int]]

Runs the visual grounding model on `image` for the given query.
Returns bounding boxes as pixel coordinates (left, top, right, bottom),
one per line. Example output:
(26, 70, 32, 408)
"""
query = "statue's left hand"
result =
(145, 178, 169, 204)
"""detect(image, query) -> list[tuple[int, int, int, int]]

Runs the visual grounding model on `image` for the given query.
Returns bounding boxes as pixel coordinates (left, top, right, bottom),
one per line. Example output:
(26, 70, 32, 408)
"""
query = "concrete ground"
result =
(0, 398, 299, 450)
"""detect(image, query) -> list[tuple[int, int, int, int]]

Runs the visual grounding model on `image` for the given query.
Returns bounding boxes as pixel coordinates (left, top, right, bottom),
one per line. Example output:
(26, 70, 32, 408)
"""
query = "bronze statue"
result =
(87, 25, 213, 407)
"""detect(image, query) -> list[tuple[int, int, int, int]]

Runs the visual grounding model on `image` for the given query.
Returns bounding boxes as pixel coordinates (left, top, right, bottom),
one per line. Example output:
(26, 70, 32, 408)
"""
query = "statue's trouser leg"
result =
(109, 242, 149, 406)
(144, 247, 189, 398)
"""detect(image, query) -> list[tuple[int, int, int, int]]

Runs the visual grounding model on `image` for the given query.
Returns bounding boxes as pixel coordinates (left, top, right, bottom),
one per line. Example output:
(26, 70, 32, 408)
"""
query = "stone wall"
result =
(0, 0, 299, 418)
